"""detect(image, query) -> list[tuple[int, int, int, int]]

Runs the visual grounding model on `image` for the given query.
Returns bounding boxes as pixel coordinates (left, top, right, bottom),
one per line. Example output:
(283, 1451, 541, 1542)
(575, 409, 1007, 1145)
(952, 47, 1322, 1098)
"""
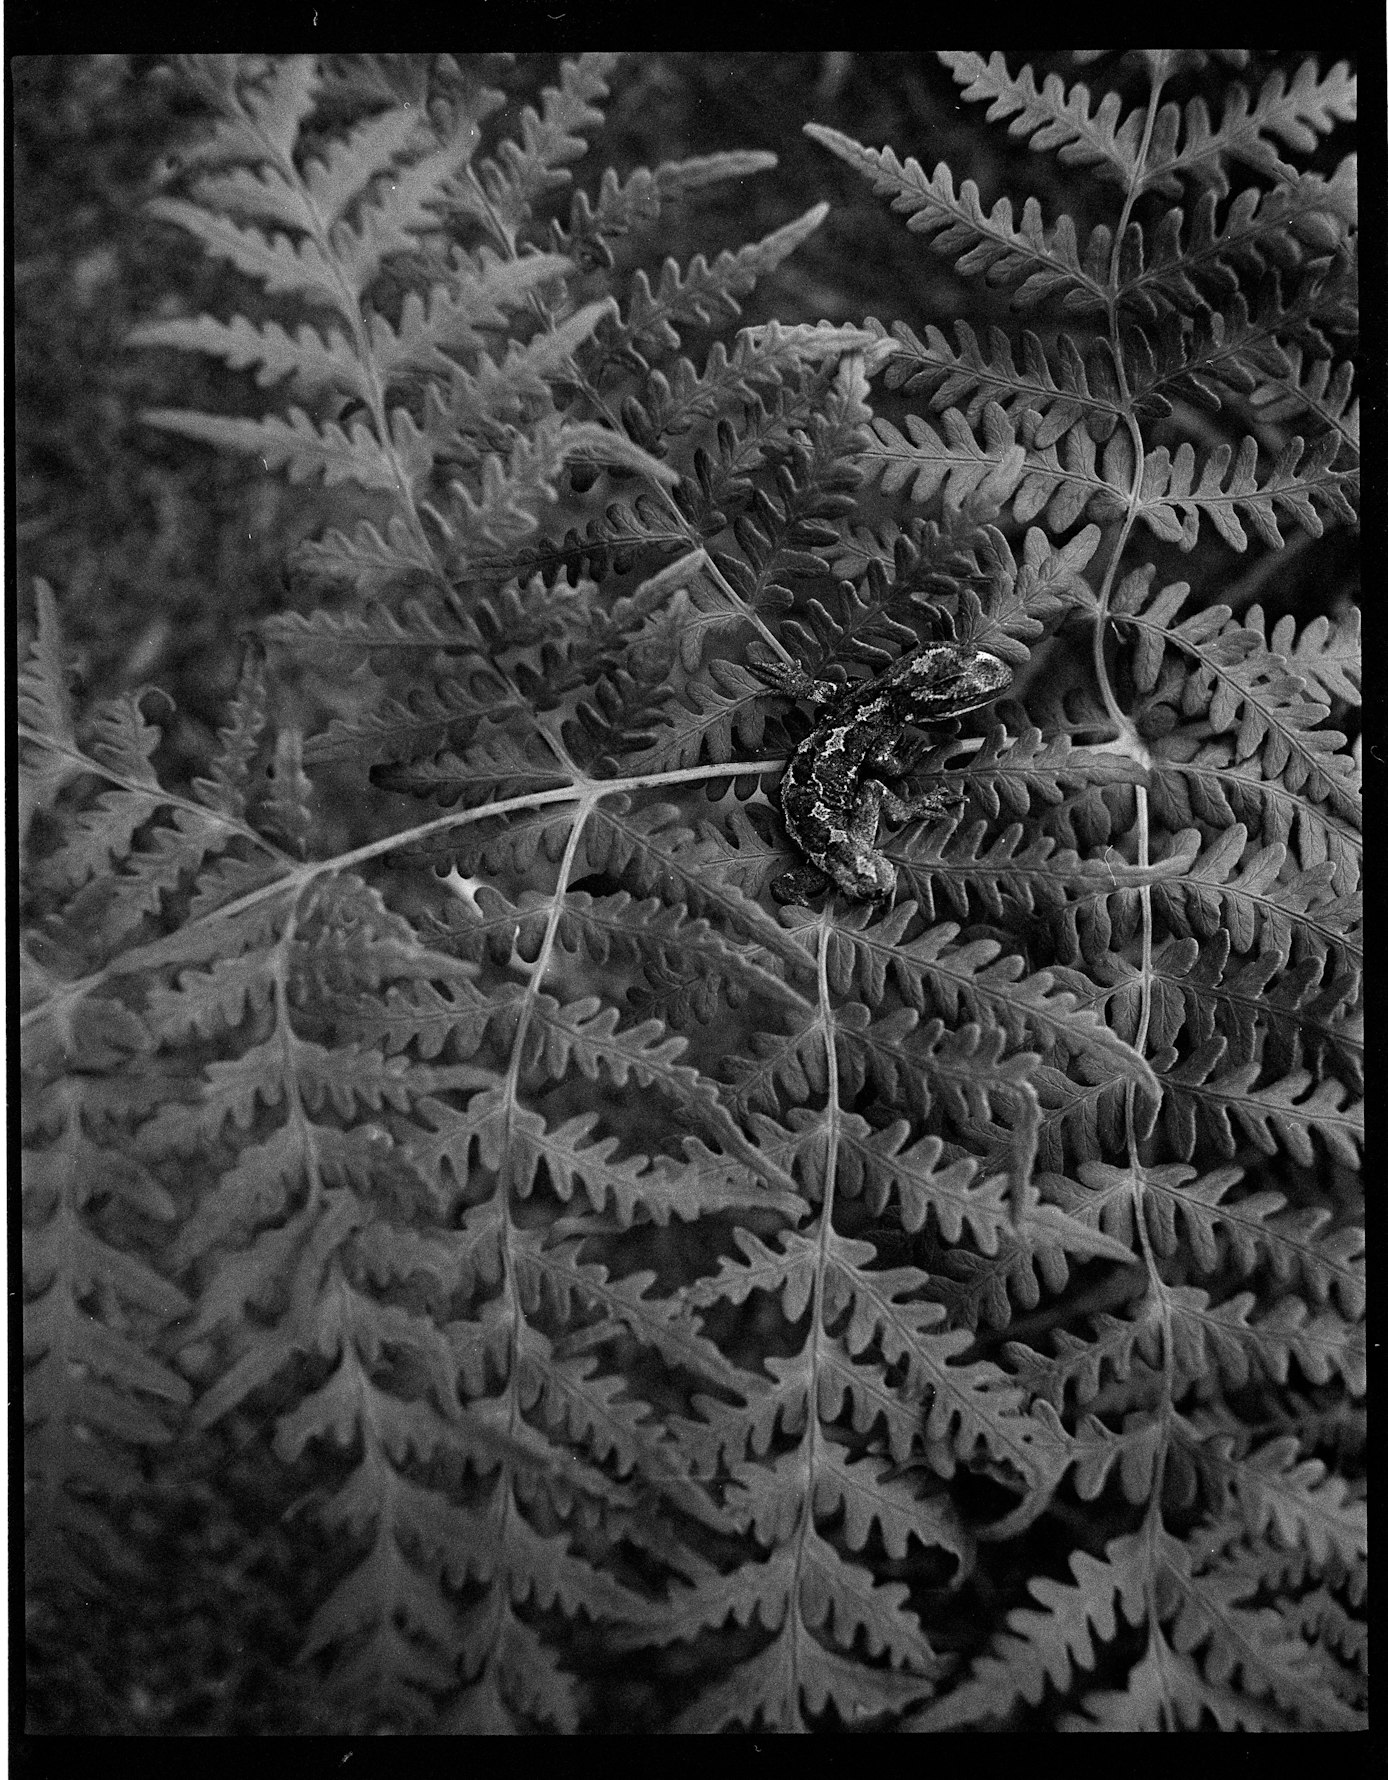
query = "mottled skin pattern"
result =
(760, 643, 1013, 904)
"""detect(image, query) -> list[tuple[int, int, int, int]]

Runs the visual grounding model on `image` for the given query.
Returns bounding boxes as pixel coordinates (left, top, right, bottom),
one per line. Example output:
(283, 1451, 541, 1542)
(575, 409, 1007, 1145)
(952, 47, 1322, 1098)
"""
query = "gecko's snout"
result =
(967, 650, 1012, 695)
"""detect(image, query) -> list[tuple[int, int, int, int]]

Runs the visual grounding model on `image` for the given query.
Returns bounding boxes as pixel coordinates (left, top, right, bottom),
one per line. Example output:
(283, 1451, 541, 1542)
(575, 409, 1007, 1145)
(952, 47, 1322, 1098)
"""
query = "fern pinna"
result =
(21, 51, 1361, 1732)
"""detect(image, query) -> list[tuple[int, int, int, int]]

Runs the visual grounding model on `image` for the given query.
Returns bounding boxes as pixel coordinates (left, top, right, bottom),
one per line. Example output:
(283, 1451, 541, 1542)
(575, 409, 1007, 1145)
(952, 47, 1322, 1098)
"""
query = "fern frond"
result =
(806, 123, 1110, 312)
(176, 53, 320, 171)
(29, 47, 1358, 1732)
(144, 402, 406, 489)
(1120, 574, 1361, 825)
(940, 54, 1355, 204)
(882, 317, 1125, 446)
(604, 203, 828, 362)
(554, 148, 778, 264)
(1152, 826, 1360, 970)
(1140, 60, 1356, 198)
(1159, 1041, 1362, 1170)
(1117, 163, 1357, 319)
(1252, 344, 1358, 455)
(23, 1077, 192, 1604)
(472, 53, 621, 242)
(1133, 429, 1355, 550)
(937, 53, 1148, 190)
(826, 906, 1158, 1092)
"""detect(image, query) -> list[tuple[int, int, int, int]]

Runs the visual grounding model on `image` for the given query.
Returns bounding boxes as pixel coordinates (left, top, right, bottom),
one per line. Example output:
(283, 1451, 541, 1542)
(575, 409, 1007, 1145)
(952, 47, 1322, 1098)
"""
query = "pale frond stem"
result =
(558, 356, 623, 429)
(204, 66, 441, 568)
(1124, 782, 1176, 1511)
(779, 909, 843, 1694)
(815, 913, 839, 1205)
(1087, 514, 1138, 738)
(315, 786, 588, 880)
(1107, 67, 1168, 298)
(604, 757, 783, 795)
(17, 724, 292, 864)
(528, 708, 586, 778)
(456, 162, 519, 259)
(501, 791, 594, 1112)
(19, 760, 792, 1035)
(268, 897, 325, 1224)
(1089, 390, 1150, 738)
(324, 755, 789, 871)
(322, 281, 438, 575)
(488, 801, 597, 1669)
(484, 797, 588, 1668)
(1120, 786, 1157, 1204)
(286, 169, 439, 562)
(1134, 1510, 1173, 1695)
(1092, 63, 1159, 738)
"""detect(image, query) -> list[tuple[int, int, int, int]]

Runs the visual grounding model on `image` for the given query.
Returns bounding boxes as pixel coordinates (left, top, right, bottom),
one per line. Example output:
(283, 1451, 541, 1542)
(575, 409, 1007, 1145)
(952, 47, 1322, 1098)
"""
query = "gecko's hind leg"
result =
(750, 660, 839, 707)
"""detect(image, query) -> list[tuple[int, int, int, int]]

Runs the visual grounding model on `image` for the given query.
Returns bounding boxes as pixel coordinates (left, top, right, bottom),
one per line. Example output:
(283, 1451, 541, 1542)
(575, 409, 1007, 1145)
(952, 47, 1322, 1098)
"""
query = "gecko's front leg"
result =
(750, 660, 840, 708)
(877, 782, 966, 826)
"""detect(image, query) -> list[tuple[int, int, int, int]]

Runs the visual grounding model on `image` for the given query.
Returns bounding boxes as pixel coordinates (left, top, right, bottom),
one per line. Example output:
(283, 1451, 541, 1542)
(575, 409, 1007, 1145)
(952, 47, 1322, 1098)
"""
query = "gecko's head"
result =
(931, 647, 1012, 712)
(898, 645, 1013, 722)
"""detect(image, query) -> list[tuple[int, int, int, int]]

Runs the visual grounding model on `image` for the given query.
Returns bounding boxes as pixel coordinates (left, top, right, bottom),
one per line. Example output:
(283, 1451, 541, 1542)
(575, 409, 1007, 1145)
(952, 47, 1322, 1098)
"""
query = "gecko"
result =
(758, 642, 1013, 904)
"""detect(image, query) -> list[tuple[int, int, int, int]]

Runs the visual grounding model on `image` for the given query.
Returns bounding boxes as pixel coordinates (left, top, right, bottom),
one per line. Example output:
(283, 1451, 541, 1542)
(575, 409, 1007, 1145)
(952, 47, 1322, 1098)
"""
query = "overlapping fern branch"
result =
(22, 50, 1360, 1732)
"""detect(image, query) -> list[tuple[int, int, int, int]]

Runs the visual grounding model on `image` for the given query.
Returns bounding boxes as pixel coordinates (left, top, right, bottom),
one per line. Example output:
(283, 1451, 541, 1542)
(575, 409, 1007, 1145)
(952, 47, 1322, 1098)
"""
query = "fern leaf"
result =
(333, 114, 491, 294)
(1153, 826, 1360, 969)
(556, 149, 779, 263)
(1164, 1283, 1363, 1396)
(147, 194, 344, 306)
(609, 203, 828, 359)
(30, 47, 1362, 1731)
(141, 403, 403, 490)
(367, 250, 572, 380)
(1136, 430, 1355, 549)
(1276, 602, 1360, 705)
(1118, 164, 1357, 319)
(1140, 59, 1357, 199)
(1160, 1040, 1362, 1169)
(301, 104, 424, 227)
(805, 123, 1109, 312)
(1253, 345, 1358, 456)
(18, 582, 78, 757)
(130, 312, 372, 400)
(1189, 1425, 1367, 1567)
(1120, 574, 1361, 824)
(908, 1534, 1147, 1729)
(883, 317, 1125, 446)
(938, 52, 1148, 191)
(475, 52, 621, 240)
(826, 906, 1158, 1092)
(188, 53, 320, 169)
